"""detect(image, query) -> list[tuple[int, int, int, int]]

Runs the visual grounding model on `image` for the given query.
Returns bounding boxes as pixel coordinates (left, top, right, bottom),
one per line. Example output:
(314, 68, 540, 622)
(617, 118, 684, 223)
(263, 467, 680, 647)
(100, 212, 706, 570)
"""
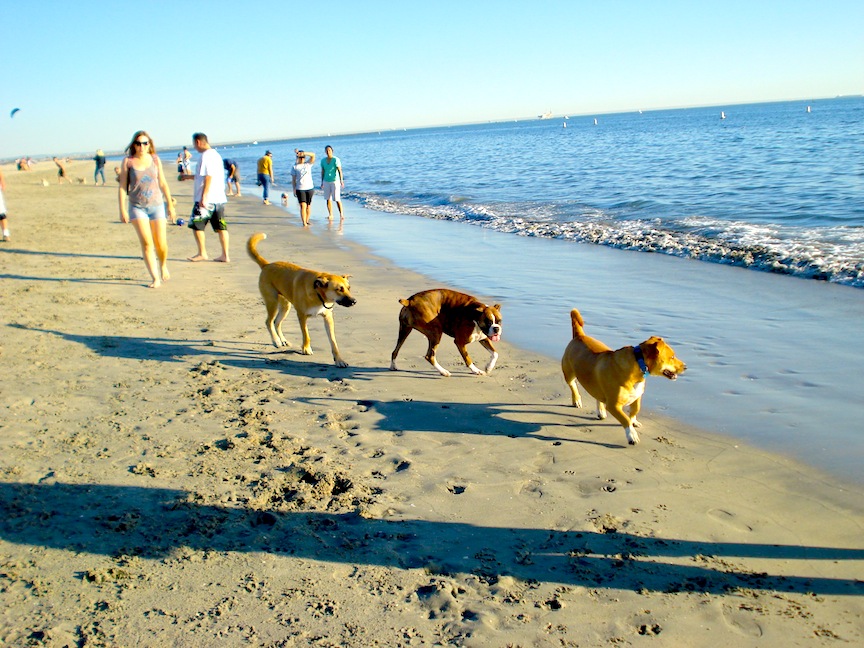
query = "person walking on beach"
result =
(224, 157, 241, 196)
(0, 168, 11, 242)
(53, 157, 71, 184)
(182, 132, 230, 263)
(257, 151, 274, 205)
(93, 149, 107, 185)
(117, 130, 176, 288)
(291, 149, 316, 226)
(320, 145, 344, 221)
(182, 146, 192, 174)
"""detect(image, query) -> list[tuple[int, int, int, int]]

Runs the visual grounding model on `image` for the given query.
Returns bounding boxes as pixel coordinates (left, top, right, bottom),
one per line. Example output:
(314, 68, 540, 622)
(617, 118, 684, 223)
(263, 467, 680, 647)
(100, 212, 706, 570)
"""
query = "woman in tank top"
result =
(118, 130, 176, 288)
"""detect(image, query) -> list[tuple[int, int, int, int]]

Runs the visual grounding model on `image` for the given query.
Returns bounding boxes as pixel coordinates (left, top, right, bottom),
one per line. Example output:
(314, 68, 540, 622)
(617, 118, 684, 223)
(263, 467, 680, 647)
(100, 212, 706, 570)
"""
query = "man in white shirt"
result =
(185, 132, 230, 262)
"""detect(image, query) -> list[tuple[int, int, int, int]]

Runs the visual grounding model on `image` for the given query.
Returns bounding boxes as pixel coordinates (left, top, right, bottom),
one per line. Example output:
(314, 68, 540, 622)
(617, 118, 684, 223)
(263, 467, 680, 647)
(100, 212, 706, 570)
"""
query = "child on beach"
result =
(53, 157, 71, 184)
(0, 169, 10, 241)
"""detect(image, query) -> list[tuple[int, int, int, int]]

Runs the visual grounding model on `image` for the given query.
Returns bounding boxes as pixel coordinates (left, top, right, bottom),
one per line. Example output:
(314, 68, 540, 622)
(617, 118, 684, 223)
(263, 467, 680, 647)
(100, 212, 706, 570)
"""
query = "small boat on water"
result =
(720, 111, 726, 120)
(807, 105, 812, 113)
(538, 110, 553, 119)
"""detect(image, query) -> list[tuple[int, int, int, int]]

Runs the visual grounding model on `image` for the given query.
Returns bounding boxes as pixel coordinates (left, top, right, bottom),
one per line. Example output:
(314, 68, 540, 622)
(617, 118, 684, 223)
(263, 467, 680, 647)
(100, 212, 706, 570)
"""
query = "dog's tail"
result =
(569, 308, 585, 339)
(398, 298, 410, 307)
(247, 232, 269, 268)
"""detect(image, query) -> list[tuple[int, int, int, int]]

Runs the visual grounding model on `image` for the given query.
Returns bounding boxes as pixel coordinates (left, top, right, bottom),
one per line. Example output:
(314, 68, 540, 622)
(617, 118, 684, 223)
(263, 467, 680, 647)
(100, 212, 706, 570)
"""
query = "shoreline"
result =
(308, 197, 864, 486)
(1, 160, 862, 646)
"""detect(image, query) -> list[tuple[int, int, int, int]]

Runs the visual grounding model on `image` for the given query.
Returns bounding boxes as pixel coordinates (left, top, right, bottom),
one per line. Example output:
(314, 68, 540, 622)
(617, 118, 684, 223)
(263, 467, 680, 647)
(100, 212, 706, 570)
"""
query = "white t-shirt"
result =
(194, 148, 228, 204)
(291, 162, 315, 191)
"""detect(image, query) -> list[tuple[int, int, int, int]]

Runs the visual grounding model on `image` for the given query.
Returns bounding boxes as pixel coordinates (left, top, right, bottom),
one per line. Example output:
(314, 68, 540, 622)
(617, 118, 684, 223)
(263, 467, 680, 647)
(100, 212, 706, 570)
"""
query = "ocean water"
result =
(221, 96, 864, 287)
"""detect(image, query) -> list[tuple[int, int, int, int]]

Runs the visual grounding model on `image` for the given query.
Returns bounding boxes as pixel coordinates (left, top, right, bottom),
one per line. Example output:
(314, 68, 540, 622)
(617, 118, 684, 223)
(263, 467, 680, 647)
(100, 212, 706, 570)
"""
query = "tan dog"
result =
(247, 233, 356, 367)
(561, 308, 686, 445)
(390, 289, 502, 377)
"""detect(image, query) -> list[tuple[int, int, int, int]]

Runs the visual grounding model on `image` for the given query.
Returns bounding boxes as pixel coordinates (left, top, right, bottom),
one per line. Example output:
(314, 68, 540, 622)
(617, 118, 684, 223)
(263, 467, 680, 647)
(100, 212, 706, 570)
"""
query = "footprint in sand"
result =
(518, 479, 543, 498)
(721, 602, 764, 637)
(577, 477, 618, 496)
(707, 508, 753, 532)
(532, 451, 555, 472)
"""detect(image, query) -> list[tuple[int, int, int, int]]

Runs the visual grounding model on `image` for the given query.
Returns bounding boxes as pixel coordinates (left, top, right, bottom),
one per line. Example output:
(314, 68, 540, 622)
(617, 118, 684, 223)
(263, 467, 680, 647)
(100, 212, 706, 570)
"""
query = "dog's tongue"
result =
(489, 333, 501, 342)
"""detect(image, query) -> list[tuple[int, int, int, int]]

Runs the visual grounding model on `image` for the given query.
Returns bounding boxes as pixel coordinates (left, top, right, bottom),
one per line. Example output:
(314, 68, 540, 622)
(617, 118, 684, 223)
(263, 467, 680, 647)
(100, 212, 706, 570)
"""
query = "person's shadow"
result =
(1, 481, 861, 596)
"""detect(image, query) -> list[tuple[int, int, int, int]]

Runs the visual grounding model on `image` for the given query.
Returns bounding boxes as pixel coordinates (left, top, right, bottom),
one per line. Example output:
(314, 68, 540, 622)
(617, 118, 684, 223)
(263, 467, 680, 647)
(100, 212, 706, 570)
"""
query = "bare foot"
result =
(161, 267, 171, 281)
(235, 193, 242, 197)
(213, 255, 230, 263)
(148, 280, 162, 289)
(187, 254, 209, 262)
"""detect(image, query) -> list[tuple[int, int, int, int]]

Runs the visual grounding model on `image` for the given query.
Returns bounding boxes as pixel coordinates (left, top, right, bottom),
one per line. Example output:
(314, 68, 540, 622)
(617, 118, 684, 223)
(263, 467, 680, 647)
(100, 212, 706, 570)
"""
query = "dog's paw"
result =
(626, 427, 641, 445)
(389, 361, 399, 371)
(334, 358, 349, 368)
(571, 398, 582, 408)
(302, 348, 314, 356)
(632, 418, 642, 428)
(437, 368, 452, 377)
(468, 364, 486, 376)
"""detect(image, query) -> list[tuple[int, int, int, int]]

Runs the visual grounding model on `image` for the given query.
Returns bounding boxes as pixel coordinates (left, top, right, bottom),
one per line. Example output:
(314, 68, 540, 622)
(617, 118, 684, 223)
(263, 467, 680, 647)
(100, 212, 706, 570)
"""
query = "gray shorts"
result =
(322, 180, 341, 201)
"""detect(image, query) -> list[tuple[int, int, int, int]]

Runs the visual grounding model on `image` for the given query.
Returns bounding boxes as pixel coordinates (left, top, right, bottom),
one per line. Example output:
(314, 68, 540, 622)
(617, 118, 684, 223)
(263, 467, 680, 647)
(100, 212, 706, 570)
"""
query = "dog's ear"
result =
(342, 274, 352, 280)
(314, 278, 326, 289)
(492, 303, 502, 312)
(641, 337, 663, 365)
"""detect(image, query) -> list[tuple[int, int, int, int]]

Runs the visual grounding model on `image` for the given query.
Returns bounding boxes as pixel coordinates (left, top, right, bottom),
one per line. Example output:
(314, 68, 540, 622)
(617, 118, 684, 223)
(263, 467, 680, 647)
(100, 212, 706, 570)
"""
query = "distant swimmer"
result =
(720, 111, 726, 120)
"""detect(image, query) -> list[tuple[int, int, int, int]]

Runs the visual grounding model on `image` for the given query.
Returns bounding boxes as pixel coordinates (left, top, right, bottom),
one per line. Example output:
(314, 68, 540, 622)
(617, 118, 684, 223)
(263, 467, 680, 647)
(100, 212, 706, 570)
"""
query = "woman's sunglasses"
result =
(135, 140, 150, 146)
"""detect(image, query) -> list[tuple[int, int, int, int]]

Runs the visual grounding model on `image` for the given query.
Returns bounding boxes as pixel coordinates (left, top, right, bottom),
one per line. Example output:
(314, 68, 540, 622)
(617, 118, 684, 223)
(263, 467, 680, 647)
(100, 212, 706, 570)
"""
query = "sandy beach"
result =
(1, 159, 863, 646)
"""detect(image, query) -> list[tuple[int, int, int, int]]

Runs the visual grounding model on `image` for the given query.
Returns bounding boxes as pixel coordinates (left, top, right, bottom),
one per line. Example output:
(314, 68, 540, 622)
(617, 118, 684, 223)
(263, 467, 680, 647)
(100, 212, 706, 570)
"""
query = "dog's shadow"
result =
(295, 394, 623, 448)
(11, 323, 624, 446)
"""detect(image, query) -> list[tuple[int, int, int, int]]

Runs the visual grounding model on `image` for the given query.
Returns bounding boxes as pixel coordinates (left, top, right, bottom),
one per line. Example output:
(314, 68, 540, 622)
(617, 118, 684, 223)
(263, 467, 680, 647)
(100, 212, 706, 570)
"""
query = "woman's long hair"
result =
(125, 130, 157, 157)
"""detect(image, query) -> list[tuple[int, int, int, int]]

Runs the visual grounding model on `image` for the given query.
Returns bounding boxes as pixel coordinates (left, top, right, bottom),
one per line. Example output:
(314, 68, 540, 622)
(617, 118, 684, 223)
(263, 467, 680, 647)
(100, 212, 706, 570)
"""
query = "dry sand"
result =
(1, 159, 862, 647)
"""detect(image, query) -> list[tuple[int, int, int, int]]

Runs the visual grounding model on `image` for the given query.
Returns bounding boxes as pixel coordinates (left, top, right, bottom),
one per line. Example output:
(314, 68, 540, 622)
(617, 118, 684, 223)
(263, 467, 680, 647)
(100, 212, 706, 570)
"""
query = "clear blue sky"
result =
(2, 0, 861, 158)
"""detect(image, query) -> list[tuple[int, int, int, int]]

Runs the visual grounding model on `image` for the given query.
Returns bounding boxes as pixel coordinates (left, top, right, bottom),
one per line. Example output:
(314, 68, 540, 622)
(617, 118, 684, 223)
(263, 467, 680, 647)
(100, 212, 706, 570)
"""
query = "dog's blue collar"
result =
(633, 346, 649, 376)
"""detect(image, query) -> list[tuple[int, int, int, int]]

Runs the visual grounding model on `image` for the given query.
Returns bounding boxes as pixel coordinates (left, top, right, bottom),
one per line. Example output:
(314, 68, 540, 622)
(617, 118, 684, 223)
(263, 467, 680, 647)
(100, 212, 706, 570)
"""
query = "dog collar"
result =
(317, 292, 335, 310)
(633, 346, 649, 376)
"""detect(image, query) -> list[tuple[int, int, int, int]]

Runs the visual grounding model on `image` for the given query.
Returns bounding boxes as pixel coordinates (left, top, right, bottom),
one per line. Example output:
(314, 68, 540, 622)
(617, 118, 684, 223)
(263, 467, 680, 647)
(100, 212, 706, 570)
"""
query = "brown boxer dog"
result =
(247, 233, 356, 367)
(561, 308, 687, 445)
(390, 289, 502, 377)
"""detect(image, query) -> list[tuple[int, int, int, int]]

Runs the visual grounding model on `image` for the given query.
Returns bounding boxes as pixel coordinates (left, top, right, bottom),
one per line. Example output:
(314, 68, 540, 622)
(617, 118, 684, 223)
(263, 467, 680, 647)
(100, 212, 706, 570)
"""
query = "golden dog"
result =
(561, 308, 686, 445)
(390, 289, 502, 377)
(247, 233, 356, 367)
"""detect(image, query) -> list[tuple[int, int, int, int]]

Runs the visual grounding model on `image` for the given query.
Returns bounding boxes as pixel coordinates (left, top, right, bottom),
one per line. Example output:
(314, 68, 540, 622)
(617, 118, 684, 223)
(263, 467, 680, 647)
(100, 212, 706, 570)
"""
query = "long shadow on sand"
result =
(1, 481, 861, 596)
(0, 273, 138, 286)
(9, 325, 391, 382)
(0, 247, 139, 261)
